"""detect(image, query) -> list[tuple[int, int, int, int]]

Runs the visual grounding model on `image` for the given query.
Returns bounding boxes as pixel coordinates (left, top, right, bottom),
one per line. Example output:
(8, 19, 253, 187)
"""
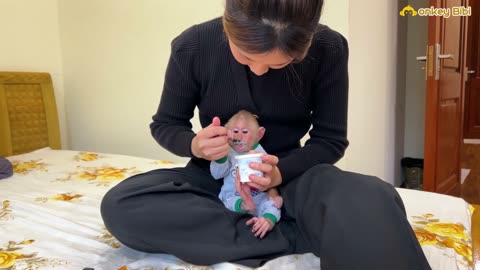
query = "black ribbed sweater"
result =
(150, 18, 349, 184)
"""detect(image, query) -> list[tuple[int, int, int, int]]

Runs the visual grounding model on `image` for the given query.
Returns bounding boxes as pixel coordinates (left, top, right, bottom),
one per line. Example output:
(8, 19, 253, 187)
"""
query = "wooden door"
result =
(423, 0, 468, 195)
(464, 0, 480, 139)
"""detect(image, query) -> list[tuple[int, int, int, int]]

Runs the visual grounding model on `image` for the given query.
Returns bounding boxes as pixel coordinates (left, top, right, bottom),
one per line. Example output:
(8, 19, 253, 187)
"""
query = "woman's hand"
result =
(191, 117, 229, 161)
(234, 152, 283, 211)
(269, 194, 283, 209)
(248, 152, 282, 191)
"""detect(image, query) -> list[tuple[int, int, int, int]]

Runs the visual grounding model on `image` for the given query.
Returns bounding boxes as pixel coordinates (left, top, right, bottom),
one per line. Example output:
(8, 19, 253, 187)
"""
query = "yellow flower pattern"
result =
(96, 228, 121, 249)
(56, 166, 141, 187)
(412, 213, 472, 265)
(413, 229, 438, 245)
(0, 240, 67, 269)
(440, 238, 472, 261)
(51, 193, 83, 202)
(35, 193, 83, 203)
(74, 152, 99, 162)
(155, 160, 176, 165)
(74, 167, 128, 182)
(0, 200, 13, 221)
(11, 160, 47, 174)
(0, 251, 19, 268)
(425, 223, 469, 241)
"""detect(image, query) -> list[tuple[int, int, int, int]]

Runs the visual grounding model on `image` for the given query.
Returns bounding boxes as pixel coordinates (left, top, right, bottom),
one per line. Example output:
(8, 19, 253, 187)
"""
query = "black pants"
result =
(100, 163, 431, 270)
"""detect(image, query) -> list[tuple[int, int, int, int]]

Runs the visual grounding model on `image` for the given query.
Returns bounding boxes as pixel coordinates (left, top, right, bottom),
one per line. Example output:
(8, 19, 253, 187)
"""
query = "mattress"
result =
(0, 148, 474, 269)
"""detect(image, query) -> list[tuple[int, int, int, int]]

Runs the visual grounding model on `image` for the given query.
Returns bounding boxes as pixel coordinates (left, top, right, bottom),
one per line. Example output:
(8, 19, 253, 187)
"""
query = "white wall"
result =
(0, 0, 68, 149)
(58, 0, 224, 162)
(321, 0, 349, 39)
(347, 0, 402, 184)
(404, 0, 428, 159)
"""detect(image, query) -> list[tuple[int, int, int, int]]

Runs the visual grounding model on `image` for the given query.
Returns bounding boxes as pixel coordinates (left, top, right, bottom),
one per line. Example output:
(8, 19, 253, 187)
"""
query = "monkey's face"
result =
(227, 118, 259, 153)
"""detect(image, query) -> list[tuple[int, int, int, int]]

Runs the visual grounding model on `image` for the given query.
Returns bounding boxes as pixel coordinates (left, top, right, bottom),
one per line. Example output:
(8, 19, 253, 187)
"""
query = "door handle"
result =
(417, 55, 427, 80)
(438, 54, 454, 59)
(432, 44, 453, 80)
(465, 69, 476, 82)
(416, 45, 454, 80)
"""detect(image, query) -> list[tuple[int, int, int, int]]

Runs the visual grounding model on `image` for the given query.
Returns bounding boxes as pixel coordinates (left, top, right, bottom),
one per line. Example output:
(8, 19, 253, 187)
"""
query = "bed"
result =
(0, 72, 478, 270)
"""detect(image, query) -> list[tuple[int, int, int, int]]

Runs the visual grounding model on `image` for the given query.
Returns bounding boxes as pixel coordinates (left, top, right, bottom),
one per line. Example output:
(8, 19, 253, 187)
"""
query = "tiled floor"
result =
(460, 143, 480, 205)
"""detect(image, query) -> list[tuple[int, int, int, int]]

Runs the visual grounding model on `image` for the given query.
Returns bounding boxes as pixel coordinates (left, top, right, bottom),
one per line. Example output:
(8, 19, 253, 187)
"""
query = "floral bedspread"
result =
(398, 188, 474, 270)
(0, 148, 473, 270)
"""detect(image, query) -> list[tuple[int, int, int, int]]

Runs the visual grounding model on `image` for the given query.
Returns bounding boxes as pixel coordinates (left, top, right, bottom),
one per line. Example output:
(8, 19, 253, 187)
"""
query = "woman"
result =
(101, 0, 431, 269)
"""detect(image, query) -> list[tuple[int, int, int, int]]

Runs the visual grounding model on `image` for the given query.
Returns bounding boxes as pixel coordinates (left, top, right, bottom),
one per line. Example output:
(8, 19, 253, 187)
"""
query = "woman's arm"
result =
(151, 26, 229, 161)
(276, 31, 349, 184)
(150, 26, 201, 157)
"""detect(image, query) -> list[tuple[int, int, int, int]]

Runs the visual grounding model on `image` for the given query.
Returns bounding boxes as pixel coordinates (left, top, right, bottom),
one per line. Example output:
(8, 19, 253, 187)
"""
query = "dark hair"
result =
(223, 0, 324, 61)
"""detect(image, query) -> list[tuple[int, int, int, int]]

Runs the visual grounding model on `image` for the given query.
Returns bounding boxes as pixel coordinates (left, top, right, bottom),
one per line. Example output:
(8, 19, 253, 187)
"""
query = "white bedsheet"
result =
(0, 148, 473, 270)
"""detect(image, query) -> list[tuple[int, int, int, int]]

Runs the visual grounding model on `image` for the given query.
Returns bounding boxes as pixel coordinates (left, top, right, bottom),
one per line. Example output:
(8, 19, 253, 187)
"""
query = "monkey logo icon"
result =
(400, 5, 418, 16)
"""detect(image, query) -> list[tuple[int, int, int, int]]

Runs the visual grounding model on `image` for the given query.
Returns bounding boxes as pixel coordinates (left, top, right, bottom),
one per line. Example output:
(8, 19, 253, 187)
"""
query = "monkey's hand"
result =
(246, 217, 274, 238)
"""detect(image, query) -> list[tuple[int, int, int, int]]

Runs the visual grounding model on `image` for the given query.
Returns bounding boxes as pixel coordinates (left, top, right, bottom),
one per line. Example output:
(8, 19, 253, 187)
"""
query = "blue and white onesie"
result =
(210, 143, 281, 225)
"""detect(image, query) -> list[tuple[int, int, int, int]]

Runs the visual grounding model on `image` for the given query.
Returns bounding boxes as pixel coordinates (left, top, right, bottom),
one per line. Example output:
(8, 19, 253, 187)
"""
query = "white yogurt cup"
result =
(234, 153, 264, 183)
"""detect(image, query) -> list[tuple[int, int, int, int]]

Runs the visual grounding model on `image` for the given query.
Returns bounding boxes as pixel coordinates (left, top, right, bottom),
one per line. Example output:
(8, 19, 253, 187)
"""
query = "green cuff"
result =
(263, 213, 278, 224)
(215, 156, 228, 164)
(234, 198, 248, 213)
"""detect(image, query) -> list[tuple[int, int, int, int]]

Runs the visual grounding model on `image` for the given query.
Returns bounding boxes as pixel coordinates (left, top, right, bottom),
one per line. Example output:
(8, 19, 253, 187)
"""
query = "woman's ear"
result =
(257, 127, 266, 141)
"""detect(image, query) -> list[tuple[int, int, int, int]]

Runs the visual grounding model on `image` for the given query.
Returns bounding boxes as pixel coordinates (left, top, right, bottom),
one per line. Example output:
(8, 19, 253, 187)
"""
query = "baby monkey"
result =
(210, 110, 283, 238)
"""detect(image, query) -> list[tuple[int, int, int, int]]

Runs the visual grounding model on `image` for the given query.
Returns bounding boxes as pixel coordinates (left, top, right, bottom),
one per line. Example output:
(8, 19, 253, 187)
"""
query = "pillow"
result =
(0, 156, 13, 179)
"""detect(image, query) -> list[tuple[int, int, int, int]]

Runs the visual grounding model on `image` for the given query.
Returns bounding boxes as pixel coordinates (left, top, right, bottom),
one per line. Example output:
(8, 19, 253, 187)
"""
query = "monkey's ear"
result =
(257, 127, 266, 141)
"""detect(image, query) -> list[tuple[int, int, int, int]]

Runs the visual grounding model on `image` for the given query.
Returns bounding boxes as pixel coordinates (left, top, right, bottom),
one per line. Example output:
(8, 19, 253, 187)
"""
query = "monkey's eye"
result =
(242, 129, 249, 134)
(232, 129, 239, 134)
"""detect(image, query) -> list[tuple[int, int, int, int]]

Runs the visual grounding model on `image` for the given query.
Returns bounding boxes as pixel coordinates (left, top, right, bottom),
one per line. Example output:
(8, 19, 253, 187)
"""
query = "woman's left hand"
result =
(247, 152, 282, 191)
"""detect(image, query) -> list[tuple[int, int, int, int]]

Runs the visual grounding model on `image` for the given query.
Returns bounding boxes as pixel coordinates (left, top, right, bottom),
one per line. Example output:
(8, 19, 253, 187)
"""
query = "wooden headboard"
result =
(0, 72, 61, 157)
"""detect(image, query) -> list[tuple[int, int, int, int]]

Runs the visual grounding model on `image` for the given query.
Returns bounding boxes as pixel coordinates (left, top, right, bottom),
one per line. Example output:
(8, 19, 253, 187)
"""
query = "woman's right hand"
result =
(191, 117, 230, 161)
